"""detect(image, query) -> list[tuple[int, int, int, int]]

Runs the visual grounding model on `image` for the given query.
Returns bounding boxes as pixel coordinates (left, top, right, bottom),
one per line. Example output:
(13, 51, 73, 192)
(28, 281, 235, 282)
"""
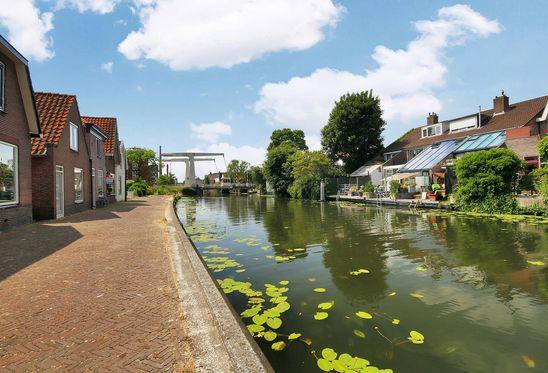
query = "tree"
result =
(249, 166, 267, 193)
(157, 173, 176, 185)
(226, 160, 251, 183)
(321, 91, 385, 173)
(268, 128, 308, 151)
(539, 136, 548, 163)
(454, 148, 524, 213)
(127, 147, 157, 182)
(264, 142, 298, 196)
(288, 151, 342, 199)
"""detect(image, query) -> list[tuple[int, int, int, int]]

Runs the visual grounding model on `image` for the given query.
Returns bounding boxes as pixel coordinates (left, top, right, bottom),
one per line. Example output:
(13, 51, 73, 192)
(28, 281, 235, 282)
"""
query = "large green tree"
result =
(264, 142, 298, 196)
(127, 147, 157, 182)
(249, 165, 267, 193)
(226, 160, 251, 183)
(321, 90, 385, 173)
(288, 150, 343, 199)
(267, 128, 308, 151)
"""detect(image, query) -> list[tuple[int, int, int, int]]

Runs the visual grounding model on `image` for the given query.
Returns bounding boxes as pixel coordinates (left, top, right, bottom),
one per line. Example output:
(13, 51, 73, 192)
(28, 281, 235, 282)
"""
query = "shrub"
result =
(128, 180, 149, 196)
(539, 136, 548, 163)
(530, 167, 548, 197)
(361, 181, 375, 194)
(455, 194, 519, 214)
(389, 180, 401, 197)
(157, 173, 176, 186)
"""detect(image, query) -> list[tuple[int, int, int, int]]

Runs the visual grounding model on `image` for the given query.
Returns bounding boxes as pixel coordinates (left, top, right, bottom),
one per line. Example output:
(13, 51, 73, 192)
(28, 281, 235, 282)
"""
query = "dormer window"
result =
(69, 122, 79, 151)
(421, 124, 442, 138)
(449, 115, 479, 133)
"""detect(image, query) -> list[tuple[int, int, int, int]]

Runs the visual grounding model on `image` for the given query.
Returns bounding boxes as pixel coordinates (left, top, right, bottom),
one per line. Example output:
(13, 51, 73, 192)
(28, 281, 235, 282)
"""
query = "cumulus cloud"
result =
(118, 0, 344, 70)
(255, 4, 501, 137)
(55, 0, 121, 14)
(101, 61, 114, 73)
(190, 121, 232, 143)
(0, 0, 54, 61)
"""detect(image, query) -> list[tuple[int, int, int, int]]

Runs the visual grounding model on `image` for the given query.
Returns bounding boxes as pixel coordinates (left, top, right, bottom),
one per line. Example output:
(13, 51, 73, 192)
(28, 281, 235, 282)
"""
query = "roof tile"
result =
(81, 116, 118, 154)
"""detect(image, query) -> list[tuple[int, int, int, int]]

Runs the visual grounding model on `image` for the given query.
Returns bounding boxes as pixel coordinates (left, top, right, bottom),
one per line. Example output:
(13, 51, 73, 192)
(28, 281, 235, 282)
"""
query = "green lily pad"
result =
(240, 307, 261, 318)
(392, 319, 400, 325)
(314, 288, 327, 293)
(271, 341, 286, 351)
(353, 329, 366, 338)
(247, 324, 265, 334)
(388, 292, 396, 296)
(288, 333, 301, 340)
(338, 353, 353, 365)
(279, 280, 289, 285)
(266, 317, 282, 329)
(332, 360, 346, 372)
(275, 301, 291, 313)
(527, 260, 545, 266)
(235, 269, 246, 273)
(322, 348, 338, 361)
(252, 314, 267, 325)
(317, 359, 333, 372)
(314, 312, 329, 320)
(410, 292, 424, 299)
(408, 330, 425, 344)
(318, 301, 334, 310)
(416, 266, 427, 271)
(355, 311, 373, 319)
(263, 330, 277, 341)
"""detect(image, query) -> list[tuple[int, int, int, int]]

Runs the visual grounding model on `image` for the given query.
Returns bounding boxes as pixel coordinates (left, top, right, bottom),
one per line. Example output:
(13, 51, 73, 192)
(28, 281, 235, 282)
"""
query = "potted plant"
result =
(389, 180, 401, 200)
(348, 184, 357, 196)
(360, 181, 375, 198)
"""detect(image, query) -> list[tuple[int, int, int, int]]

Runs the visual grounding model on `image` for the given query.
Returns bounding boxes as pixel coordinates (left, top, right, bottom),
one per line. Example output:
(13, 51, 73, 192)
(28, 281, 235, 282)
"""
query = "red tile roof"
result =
(31, 92, 76, 155)
(384, 95, 548, 153)
(81, 116, 118, 154)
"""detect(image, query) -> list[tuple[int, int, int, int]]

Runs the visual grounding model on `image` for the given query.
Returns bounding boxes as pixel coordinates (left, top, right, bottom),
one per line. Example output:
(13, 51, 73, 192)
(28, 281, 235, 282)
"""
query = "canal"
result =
(176, 196, 548, 373)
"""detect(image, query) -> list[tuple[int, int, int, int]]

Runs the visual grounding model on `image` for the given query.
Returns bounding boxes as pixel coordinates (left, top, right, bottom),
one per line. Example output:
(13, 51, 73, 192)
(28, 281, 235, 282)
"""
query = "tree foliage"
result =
(127, 147, 157, 182)
(264, 143, 297, 196)
(249, 166, 267, 192)
(267, 128, 308, 151)
(157, 172, 177, 185)
(321, 91, 385, 173)
(288, 151, 342, 199)
(454, 148, 524, 212)
(539, 136, 548, 162)
(226, 160, 251, 183)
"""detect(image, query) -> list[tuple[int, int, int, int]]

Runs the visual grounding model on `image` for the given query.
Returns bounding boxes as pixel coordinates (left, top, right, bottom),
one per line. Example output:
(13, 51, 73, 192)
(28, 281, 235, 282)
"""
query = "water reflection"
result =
(177, 196, 548, 373)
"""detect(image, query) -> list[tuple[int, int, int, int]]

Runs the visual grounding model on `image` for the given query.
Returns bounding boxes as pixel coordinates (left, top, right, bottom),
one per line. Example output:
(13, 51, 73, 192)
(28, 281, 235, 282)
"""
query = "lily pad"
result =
(353, 329, 366, 338)
(271, 341, 286, 351)
(252, 314, 267, 325)
(314, 312, 329, 320)
(322, 348, 338, 361)
(314, 287, 327, 293)
(263, 330, 277, 341)
(410, 292, 425, 299)
(275, 301, 291, 313)
(317, 359, 333, 372)
(392, 319, 400, 325)
(240, 307, 261, 318)
(279, 280, 289, 285)
(408, 330, 425, 344)
(527, 260, 545, 266)
(318, 301, 334, 310)
(288, 333, 301, 340)
(247, 324, 265, 334)
(388, 292, 396, 296)
(416, 266, 427, 271)
(355, 311, 373, 319)
(266, 317, 282, 329)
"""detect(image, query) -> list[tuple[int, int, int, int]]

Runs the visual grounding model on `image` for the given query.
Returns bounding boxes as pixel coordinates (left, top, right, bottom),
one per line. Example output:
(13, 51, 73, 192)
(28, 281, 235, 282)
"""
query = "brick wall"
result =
(31, 152, 54, 220)
(0, 51, 33, 231)
(83, 127, 106, 207)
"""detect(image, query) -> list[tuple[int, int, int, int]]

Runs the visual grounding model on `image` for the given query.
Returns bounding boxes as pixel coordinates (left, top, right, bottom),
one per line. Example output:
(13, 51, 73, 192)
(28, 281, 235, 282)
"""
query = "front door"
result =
(55, 165, 64, 218)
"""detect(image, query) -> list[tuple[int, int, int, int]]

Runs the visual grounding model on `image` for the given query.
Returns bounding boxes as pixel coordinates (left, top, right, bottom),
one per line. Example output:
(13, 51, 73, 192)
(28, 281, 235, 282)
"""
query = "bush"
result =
(530, 167, 548, 197)
(157, 173, 176, 186)
(361, 181, 375, 194)
(455, 194, 519, 214)
(389, 180, 401, 197)
(539, 136, 548, 163)
(128, 180, 149, 196)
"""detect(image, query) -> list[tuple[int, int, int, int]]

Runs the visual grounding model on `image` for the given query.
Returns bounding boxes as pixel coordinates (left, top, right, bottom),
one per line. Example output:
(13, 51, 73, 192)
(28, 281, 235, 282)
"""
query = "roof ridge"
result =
(35, 91, 77, 98)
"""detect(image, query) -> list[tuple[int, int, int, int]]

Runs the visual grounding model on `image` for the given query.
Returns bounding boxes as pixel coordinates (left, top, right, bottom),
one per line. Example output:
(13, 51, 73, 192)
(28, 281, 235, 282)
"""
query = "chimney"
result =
(427, 112, 439, 125)
(493, 90, 509, 114)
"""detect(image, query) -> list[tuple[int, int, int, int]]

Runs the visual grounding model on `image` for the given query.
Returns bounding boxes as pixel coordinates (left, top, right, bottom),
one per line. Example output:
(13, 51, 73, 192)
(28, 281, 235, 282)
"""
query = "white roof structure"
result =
(350, 163, 382, 177)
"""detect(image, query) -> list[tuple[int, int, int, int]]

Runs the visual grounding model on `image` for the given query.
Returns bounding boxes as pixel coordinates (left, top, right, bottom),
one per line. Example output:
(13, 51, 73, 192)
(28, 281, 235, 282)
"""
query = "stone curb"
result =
(165, 198, 274, 373)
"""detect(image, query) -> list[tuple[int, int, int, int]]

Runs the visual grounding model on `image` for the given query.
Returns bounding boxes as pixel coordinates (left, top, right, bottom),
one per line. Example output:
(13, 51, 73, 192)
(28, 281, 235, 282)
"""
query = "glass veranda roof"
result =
(454, 131, 506, 153)
(400, 140, 459, 172)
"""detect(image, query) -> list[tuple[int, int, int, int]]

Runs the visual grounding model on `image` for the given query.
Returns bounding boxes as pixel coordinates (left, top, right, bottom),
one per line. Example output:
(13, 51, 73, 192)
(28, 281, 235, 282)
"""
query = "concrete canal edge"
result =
(165, 198, 274, 373)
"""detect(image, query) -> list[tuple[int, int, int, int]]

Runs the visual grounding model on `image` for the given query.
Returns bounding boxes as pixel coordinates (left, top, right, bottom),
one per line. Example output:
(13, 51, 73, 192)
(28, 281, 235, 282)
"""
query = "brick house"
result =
(31, 93, 92, 220)
(81, 116, 125, 203)
(83, 122, 107, 208)
(0, 36, 41, 231)
(377, 92, 548, 191)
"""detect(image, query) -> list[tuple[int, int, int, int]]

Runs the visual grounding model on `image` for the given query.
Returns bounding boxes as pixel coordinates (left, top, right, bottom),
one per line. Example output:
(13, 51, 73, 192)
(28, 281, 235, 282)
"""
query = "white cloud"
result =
(255, 4, 501, 139)
(118, 0, 344, 70)
(0, 0, 54, 61)
(101, 61, 114, 73)
(190, 121, 232, 143)
(55, 0, 121, 14)
(167, 142, 266, 180)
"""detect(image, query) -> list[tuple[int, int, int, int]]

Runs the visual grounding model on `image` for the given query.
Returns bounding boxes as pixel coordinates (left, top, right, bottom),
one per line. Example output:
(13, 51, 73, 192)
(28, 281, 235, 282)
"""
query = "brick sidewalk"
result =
(0, 196, 193, 372)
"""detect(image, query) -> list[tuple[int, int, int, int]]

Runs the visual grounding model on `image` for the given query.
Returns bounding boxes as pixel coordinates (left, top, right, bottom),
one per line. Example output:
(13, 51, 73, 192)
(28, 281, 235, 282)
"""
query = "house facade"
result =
(116, 141, 127, 202)
(83, 122, 107, 208)
(376, 92, 548, 192)
(31, 93, 92, 220)
(81, 116, 124, 203)
(0, 36, 41, 231)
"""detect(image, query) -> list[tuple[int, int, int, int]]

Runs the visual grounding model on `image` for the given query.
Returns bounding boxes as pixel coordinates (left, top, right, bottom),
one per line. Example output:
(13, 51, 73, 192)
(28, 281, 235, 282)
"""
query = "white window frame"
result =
(69, 122, 79, 151)
(0, 141, 18, 206)
(74, 167, 84, 203)
(96, 137, 102, 156)
(421, 124, 442, 138)
(0, 60, 5, 112)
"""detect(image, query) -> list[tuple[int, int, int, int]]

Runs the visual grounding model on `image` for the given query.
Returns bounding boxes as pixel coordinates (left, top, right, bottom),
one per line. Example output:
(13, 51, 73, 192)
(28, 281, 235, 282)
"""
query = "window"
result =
(95, 137, 102, 156)
(70, 123, 79, 151)
(97, 169, 104, 197)
(74, 168, 83, 203)
(0, 141, 18, 206)
(421, 124, 442, 138)
(0, 60, 5, 111)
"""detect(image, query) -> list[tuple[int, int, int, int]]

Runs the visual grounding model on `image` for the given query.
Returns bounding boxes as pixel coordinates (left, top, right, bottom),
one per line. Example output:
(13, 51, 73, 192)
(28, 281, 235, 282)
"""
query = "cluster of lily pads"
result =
(316, 348, 393, 373)
(203, 256, 242, 272)
(218, 278, 262, 298)
(202, 244, 231, 255)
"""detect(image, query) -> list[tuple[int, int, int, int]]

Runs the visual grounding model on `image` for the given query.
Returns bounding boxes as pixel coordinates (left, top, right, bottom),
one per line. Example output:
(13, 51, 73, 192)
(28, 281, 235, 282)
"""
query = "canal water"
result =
(176, 196, 548, 373)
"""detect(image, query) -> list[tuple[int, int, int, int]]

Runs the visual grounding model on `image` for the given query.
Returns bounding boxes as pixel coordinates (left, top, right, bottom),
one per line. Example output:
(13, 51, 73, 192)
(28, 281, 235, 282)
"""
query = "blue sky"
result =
(1, 1, 547, 178)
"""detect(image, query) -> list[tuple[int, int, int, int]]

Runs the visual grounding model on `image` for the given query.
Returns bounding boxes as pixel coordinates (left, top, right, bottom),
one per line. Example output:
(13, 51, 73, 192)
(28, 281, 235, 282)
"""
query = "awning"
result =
(400, 140, 459, 172)
(454, 131, 505, 153)
(350, 163, 382, 177)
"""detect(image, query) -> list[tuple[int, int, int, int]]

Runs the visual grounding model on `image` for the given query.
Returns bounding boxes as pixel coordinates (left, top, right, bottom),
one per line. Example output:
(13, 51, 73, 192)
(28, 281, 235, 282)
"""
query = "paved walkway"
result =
(0, 196, 193, 371)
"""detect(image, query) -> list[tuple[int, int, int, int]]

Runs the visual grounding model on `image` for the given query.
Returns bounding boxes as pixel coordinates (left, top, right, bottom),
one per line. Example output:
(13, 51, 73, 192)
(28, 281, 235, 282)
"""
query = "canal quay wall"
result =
(328, 195, 450, 209)
(166, 199, 274, 373)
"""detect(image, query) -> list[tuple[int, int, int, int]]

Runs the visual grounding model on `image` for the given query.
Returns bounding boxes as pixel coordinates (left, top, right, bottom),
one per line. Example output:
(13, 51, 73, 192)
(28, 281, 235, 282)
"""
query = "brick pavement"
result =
(0, 196, 193, 372)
